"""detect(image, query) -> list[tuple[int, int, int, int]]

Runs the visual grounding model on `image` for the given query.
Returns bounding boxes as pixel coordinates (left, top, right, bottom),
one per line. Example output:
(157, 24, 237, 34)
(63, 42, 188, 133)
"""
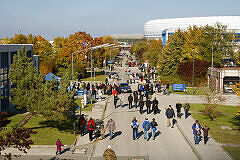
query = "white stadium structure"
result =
(144, 16, 240, 45)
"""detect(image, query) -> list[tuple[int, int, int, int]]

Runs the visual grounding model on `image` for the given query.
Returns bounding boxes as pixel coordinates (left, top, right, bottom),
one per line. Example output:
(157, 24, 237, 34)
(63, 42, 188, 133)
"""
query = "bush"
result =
(178, 60, 209, 83)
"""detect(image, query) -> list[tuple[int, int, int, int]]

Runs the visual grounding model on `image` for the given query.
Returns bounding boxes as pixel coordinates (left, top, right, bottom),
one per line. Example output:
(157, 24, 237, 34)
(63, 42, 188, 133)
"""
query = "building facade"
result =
(144, 16, 240, 45)
(0, 44, 35, 112)
(208, 67, 240, 93)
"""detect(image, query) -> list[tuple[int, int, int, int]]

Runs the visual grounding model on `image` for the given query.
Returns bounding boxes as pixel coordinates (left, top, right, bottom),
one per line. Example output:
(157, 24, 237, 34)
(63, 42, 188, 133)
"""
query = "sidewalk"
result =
(2, 96, 109, 159)
(176, 115, 233, 160)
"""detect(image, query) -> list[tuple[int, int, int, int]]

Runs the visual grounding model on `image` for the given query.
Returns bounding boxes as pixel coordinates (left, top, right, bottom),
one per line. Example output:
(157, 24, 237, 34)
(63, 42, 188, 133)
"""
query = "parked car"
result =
(120, 83, 132, 93)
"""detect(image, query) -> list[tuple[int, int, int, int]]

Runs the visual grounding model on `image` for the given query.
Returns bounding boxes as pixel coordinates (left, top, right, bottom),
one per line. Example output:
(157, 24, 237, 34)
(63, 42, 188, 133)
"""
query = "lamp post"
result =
(192, 51, 196, 95)
(211, 45, 214, 76)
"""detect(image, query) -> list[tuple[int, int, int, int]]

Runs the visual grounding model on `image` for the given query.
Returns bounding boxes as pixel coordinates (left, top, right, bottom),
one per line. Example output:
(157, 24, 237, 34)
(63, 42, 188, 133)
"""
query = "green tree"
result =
(158, 29, 185, 75)
(9, 47, 75, 126)
(144, 39, 162, 67)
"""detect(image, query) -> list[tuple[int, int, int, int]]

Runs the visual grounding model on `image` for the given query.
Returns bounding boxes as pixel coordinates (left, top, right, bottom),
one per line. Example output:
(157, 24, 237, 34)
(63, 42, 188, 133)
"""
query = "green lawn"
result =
(190, 103, 240, 160)
(171, 87, 205, 95)
(223, 146, 240, 160)
(75, 98, 94, 111)
(190, 103, 240, 114)
(81, 75, 105, 82)
(1, 114, 76, 145)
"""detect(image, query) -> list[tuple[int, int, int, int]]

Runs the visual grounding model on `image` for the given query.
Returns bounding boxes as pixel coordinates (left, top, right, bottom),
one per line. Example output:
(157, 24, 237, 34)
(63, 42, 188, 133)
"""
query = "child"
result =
(202, 126, 210, 144)
(100, 124, 106, 140)
(119, 95, 123, 107)
(56, 139, 64, 155)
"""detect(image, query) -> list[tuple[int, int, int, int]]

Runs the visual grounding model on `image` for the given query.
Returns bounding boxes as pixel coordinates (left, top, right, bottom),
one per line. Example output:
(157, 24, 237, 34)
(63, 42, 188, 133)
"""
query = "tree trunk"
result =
(18, 112, 33, 127)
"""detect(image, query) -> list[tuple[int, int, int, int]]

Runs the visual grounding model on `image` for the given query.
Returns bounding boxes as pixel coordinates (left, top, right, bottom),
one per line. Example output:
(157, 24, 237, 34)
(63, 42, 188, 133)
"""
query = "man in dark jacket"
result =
(152, 97, 159, 114)
(114, 96, 118, 109)
(128, 94, 133, 109)
(176, 102, 182, 118)
(138, 98, 144, 114)
(133, 91, 138, 108)
(165, 105, 175, 128)
(146, 98, 151, 114)
(192, 120, 202, 144)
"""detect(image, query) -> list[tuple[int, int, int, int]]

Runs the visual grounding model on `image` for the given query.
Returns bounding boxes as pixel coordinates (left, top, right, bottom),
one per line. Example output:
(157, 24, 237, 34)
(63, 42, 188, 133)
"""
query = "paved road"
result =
(92, 55, 198, 160)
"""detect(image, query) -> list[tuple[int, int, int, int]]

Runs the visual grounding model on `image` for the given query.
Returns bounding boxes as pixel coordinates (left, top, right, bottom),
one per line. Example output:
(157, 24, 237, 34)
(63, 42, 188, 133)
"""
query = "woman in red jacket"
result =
(87, 117, 95, 141)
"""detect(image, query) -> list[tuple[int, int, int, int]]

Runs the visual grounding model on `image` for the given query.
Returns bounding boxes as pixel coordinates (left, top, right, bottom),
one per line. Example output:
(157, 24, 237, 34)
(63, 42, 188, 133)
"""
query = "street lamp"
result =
(192, 51, 197, 95)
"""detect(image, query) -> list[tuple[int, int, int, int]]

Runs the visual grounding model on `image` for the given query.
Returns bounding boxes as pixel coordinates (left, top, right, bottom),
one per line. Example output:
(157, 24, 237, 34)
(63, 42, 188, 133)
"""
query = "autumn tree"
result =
(9, 34, 28, 44)
(178, 60, 210, 84)
(0, 112, 36, 159)
(144, 39, 162, 67)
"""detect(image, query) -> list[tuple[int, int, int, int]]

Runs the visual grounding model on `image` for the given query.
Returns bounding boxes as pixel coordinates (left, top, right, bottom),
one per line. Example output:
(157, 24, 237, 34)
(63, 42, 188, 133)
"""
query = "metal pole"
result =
(105, 49, 106, 81)
(211, 45, 213, 76)
(72, 53, 74, 81)
(91, 50, 93, 104)
(192, 53, 195, 95)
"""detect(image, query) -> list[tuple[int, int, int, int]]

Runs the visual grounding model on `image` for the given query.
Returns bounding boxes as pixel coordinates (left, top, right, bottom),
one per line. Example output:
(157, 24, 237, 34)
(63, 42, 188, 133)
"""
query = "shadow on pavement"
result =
(138, 131, 144, 138)
(112, 131, 122, 139)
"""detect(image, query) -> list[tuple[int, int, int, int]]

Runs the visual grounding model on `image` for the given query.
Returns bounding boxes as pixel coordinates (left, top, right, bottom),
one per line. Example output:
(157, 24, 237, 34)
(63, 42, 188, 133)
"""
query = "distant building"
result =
(208, 67, 240, 93)
(144, 16, 240, 45)
(111, 34, 144, 40)
(0, 44, 38, 112)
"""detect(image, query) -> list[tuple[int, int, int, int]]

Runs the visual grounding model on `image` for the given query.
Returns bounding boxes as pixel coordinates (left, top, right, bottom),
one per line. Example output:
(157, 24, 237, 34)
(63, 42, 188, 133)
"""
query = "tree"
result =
(178, 60, 210, 84)
(201, 78, 225, 120)
(0, 112, 36, 159)
(144, 39, 162, 67)
(9, 34, 27, 44)
(157, 29, 185, 75)
(9, 47, 75, 126)
(232, 83, 240, 129)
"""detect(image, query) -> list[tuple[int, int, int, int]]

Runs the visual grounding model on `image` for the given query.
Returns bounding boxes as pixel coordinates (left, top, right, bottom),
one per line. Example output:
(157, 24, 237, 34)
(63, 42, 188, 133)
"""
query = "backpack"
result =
(89, 122, 94, 129)
(132, 121, 138, 128)
(144, 121, 150, 131)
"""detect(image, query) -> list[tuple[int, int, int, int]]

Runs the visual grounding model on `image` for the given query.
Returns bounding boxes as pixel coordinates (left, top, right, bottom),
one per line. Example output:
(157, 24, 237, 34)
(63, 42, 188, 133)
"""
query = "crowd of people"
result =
(66, 53, 212, 154)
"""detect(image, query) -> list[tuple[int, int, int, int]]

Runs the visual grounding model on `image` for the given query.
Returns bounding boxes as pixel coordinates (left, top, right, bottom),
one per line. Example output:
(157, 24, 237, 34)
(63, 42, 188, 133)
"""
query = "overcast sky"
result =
(0, 0, 239, 40)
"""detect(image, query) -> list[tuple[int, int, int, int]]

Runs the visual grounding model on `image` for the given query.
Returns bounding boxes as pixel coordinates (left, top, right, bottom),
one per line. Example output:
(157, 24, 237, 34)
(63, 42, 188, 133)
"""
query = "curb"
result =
(88, 96, 109, 160)
(175, 122, 203, 160)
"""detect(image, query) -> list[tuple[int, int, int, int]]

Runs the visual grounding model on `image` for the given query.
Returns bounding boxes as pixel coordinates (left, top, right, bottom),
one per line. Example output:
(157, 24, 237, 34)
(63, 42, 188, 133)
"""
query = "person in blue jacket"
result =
(192, 120, 202, 144)
(142, 118, 151, 141)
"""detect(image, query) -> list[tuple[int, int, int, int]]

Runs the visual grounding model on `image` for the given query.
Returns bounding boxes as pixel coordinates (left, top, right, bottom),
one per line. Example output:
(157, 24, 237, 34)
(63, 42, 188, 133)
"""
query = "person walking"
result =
(152, 97, 158, 114)
(84, 88, 87, 105)
(157, 81, 161, 93)
(119, 95, 123, 107)
(114, 95, 118, 109)
(131, 117, 139, 140)
(183, 102, 190, 119)
(100, 123, 106, 140)
(165, 105, 175, 128)
(146, 98, 152, 114)
(133, 91, 138, 108)
(56, 139, 64, 155)
(192, 120, 202, 145)
(138, 97, 144, 114)
(106, 118, 116, 140)
(79, 114, 86, 136)
(166, 82, 170, 95)
(150, 118, 158, 140)
(128, 94, 133, 109)
(202, 126, 210, 144)
(176, 102, 182, 118)
(87, 117, 95, 141)
(98, 90, 103, 101)
(142, 118, 151, 141)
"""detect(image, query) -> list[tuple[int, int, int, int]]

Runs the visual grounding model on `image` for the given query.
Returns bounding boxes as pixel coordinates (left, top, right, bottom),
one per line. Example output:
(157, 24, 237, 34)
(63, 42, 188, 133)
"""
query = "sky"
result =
(0, 0, 240, 40)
